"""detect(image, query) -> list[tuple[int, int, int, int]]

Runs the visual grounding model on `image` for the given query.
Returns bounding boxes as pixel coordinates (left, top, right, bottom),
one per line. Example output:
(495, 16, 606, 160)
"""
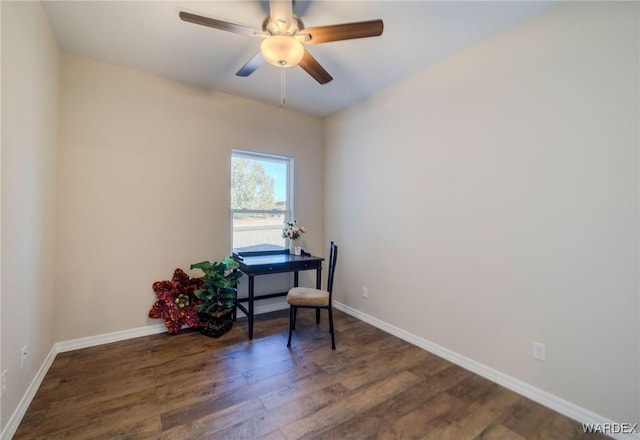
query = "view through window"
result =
(231, 151, 291, 252)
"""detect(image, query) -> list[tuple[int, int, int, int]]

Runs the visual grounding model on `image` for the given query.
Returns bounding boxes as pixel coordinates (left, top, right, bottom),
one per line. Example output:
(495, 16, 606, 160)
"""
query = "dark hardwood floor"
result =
(14, 309, 606, 439)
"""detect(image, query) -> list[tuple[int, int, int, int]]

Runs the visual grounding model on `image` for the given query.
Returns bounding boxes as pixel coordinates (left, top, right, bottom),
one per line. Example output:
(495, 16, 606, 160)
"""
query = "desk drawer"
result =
(240, 260, 320, 274)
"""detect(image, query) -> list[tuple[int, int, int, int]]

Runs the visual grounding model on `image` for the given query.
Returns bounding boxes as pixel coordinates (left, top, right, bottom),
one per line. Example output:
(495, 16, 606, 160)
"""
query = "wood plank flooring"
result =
(14, 309, 607, 439)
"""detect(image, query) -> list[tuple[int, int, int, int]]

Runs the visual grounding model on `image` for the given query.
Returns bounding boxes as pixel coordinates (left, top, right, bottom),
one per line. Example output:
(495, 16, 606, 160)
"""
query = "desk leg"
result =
(316, 266, 322, 289)
(248, 274, 254, 339)
(232, 269, 238, 322)
(294, 271, 299, 287)
(316, 266, 322, 324)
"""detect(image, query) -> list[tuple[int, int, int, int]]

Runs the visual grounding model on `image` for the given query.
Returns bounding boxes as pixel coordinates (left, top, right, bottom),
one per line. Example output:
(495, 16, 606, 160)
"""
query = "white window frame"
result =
(231, 149, 294, 252)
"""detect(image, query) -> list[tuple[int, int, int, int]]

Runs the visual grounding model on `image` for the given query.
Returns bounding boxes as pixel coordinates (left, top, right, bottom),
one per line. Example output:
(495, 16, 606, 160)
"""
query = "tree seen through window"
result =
(231, 152, 291, 252)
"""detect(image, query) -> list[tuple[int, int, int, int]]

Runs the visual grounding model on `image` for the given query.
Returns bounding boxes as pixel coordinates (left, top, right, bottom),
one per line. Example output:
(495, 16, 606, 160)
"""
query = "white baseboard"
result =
(54, 302, 289, 354)
(55, 302, 290, 354)
(235, 301, 289, 318)
(55, 323, 169, 353)
(333, 301, 640, 440)
(1, 346, 57, 440)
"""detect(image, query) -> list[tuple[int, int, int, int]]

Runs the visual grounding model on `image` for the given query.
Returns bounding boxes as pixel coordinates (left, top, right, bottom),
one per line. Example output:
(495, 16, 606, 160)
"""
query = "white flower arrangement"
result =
(282, 220, 306, 241)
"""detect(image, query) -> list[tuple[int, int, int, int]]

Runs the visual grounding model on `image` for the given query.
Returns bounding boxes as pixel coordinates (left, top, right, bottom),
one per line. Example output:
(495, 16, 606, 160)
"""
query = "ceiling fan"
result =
(179, 0, 384, 85)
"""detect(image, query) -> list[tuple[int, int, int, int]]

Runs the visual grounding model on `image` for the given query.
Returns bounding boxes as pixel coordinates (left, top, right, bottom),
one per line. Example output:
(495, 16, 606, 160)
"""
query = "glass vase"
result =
(289, 240, 301, 255)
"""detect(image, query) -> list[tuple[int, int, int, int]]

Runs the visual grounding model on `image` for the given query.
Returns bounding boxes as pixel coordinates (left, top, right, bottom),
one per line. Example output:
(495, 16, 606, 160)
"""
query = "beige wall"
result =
(1, 1, 60, 431)
(324, 1, 639, 424)
(55, 54, 323, 341)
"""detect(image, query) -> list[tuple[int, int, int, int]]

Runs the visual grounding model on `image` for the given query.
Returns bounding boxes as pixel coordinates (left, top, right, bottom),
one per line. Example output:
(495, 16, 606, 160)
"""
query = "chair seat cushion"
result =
(287, 287, 330, 307)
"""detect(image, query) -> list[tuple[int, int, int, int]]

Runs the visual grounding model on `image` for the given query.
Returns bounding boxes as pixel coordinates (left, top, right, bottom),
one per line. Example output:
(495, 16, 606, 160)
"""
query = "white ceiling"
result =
(42, 1, 557, 117)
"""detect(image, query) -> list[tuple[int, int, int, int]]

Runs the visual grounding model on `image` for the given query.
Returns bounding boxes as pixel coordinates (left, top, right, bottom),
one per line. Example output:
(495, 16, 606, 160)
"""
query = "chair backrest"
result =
(327, 242, 338, 298)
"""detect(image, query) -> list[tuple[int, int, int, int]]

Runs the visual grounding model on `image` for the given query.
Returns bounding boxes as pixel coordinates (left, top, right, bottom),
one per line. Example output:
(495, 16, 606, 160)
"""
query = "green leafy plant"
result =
(190, 257, 242, 314)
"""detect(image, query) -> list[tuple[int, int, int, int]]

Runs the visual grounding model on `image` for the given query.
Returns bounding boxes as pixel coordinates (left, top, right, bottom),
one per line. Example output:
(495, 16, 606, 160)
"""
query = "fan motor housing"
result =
(262, 16, 304, 36)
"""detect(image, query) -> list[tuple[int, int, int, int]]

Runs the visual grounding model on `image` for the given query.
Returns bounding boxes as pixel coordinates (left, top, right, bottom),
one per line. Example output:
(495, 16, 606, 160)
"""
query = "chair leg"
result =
(287, 306, 294, 348)
(292, 306, 297, 330)
(315, 308, 321, 324)
(328, 306, 336, 350)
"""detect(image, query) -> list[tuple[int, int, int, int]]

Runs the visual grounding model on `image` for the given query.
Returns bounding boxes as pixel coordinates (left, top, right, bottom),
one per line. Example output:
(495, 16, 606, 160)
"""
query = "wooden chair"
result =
(287, 242, 338, 350)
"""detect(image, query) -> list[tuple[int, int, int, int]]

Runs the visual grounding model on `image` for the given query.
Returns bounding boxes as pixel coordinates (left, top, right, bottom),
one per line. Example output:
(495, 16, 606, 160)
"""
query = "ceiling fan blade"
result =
(301, 19, 383, 45)
(269, 0, 293, 30)
(179, 11, 264, 37)
(299, 50, 333, 84)
(236, 52, 266, 77)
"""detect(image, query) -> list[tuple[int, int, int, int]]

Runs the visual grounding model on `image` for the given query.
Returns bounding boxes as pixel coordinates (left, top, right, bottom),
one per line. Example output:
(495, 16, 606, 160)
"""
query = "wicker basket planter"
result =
(198, 309, 234, 338)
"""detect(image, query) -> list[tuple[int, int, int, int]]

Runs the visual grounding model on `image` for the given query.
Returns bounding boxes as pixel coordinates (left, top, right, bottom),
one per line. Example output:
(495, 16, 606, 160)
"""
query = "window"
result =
(231, 150, 292, 252)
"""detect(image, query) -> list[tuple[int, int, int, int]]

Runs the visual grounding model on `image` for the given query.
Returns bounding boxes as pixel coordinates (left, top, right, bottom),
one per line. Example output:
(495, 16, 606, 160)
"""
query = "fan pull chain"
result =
(280, 66, 286, 110)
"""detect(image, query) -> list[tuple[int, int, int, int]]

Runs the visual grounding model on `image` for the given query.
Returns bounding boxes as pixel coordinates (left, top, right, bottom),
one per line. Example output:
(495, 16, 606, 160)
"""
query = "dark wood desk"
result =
(232, 250, 324, 339)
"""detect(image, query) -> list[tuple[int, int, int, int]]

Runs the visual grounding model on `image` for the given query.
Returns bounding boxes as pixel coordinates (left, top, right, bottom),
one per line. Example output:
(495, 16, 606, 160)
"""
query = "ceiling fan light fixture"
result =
(260, 35, 304, 67)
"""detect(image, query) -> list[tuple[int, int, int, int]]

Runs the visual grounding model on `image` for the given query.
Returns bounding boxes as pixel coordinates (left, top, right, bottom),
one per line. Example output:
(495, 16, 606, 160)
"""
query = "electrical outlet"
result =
(532, 341, 546, 362)
(1, 370, 7, 398)
(21, 345, 28, 368)
(362, 286, 368, 299)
